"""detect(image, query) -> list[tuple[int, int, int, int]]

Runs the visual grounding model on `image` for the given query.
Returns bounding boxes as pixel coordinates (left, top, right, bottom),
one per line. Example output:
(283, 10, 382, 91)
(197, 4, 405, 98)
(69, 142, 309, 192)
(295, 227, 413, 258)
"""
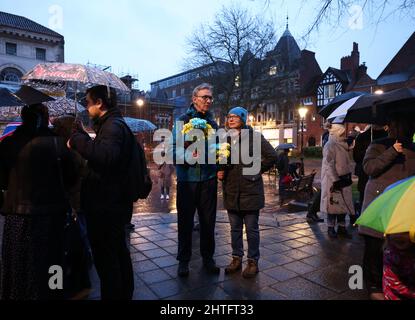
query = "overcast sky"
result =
(1, 0, 413, 90)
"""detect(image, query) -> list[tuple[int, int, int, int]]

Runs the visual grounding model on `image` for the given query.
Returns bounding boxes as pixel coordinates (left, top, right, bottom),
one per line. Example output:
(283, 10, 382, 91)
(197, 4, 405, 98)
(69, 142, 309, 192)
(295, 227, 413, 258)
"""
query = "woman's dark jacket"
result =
(222, 127, 278, 212)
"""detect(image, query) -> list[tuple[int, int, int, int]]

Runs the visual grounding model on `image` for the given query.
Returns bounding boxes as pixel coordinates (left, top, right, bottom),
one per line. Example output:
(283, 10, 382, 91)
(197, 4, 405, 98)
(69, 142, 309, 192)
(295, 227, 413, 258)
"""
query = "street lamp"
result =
(136, 98, 145, 119)
(298, 107, 308, 176)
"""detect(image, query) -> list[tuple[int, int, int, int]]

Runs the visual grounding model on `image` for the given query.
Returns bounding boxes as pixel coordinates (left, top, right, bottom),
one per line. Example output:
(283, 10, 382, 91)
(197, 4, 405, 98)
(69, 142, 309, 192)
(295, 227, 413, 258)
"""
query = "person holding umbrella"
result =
(67, 85, 135, 300)
(360, 114, 415, 300)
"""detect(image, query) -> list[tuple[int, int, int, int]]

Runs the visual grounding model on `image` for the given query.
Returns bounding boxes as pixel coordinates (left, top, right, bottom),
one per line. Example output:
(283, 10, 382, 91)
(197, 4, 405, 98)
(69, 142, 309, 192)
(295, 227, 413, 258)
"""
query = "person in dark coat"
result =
(52, 115, 92, 299)
(168, 83, 220, 277)
(68, 86, 135, 300)
(359, 115, 415, 300)
(277, 149, 290, 206)
(217, 107, 277, 278)
(0, 104, 76, 300)
(352, 125, 388, 219)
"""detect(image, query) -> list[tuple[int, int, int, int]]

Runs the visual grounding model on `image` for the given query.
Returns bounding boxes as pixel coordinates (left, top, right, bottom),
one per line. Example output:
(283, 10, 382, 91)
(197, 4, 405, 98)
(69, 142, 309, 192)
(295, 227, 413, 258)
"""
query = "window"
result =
(0, 67, 23, 83)
(172, 90, 176, 98)
(324, 84, 336, 100)
(181, 88, 185, 96)
(269, 66, 277, 76)
(6, 43, 17, 56)
(36, 48, 46, 61)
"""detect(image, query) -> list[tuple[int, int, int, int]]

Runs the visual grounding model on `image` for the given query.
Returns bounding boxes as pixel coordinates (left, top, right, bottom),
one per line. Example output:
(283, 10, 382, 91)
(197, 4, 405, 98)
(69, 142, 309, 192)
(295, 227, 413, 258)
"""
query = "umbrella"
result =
(318, 91, 367, 118)
(0, 88, 24, 107)
(356, 176, 415, 240)
(276, 143, 297, 150)
(44, 97, 86, 117)
(327, 96, 363, 121)
(124, 117, 157, 133)
(14, 85, 55, 105)
(0, 86, 54, 108)
(0, 121, 22, 141)
(22, 63, 130, 93)
(342, 88, 415, 124)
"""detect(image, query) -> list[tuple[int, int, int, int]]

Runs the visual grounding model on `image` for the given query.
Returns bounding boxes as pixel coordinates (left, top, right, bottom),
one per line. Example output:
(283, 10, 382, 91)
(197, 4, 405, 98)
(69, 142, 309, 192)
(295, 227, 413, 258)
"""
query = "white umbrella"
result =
(327, 95, 363, 121)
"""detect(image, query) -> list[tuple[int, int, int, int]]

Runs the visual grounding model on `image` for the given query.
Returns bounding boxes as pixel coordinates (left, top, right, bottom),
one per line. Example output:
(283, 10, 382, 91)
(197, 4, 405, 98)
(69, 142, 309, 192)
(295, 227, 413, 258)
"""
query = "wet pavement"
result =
(0, 159, 368, 300)
(87, 160, 368, 300)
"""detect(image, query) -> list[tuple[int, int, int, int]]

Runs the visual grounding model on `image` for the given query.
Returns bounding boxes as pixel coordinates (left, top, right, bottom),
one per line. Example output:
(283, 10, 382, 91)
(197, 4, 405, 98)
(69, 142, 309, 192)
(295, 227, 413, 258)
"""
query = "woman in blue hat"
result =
(217, 107, 277, 278)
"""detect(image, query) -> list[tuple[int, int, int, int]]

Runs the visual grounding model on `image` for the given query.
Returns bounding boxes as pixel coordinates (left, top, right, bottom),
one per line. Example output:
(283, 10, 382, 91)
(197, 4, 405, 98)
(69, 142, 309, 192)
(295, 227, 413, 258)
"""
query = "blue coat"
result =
(169, 105, 219, 182)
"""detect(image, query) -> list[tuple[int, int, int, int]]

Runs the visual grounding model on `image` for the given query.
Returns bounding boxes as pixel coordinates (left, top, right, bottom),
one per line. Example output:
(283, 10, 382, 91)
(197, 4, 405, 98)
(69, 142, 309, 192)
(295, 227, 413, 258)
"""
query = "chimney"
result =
(341, 42, 360, 82)
(357, 62, 368, 80)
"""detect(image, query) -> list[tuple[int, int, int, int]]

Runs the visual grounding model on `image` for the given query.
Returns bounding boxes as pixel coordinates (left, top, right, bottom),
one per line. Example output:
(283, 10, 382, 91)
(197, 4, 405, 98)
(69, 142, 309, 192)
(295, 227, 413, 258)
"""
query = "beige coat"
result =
(320, 135, 354, 215)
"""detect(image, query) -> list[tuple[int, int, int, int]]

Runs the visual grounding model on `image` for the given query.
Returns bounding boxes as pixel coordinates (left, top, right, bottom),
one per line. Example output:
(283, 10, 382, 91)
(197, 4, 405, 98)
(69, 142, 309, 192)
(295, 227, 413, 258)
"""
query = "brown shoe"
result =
(242, 259, 259, 278)
(225, 256, 242, 275)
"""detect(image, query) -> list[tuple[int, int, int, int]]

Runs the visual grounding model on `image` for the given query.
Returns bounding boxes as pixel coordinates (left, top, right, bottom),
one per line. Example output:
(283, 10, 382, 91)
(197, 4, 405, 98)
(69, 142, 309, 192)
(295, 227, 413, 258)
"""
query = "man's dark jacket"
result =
(70, 108, 134, 214)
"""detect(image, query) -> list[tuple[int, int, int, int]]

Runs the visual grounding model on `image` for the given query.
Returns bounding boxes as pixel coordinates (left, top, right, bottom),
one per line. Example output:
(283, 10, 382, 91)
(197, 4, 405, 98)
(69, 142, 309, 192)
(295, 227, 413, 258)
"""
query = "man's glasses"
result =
(196, 95, 214, 102)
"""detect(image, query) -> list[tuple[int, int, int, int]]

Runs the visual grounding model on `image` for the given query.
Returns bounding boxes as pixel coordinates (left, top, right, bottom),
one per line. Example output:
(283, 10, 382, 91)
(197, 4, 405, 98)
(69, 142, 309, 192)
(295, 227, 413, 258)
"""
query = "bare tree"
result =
(186, 4, 276, 116)
(251, 0, 414, 38)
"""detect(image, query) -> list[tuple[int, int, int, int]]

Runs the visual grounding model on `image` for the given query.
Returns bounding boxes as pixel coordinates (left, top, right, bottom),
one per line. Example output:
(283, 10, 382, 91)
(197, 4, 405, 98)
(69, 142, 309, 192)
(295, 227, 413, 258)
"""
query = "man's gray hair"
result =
(192, 83, 213, 97)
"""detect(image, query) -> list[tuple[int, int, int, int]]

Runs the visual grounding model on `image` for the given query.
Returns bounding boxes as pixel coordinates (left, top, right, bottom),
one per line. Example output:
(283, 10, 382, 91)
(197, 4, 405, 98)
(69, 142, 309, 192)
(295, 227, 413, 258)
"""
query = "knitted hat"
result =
(228, 106, 248, 124)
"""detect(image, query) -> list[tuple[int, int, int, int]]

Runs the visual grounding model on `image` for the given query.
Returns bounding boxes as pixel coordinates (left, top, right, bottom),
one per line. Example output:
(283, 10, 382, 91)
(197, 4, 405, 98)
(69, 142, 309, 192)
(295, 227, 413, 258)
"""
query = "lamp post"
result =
(298, 107, 308, 176)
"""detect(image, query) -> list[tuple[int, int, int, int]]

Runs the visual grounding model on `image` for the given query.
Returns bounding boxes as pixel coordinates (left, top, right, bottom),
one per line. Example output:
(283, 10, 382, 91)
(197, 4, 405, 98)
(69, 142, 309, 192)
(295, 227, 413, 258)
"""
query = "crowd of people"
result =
(0, 82, 414, 301)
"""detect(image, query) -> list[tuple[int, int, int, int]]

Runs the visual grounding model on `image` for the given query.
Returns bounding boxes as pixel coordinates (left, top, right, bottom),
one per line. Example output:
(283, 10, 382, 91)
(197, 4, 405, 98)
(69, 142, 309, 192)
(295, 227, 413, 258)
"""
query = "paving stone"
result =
(139, 269, 172, 285)
(149, 279, 186, 299)
(262, 253, 295, 266)
(133, 260, 160, 273)
(271, 277, 335, 300)
(263, 266, 298, 282)
(135, 242, 160, 251)
(284, 249, 314, 260)
(131, 252, 148, 262)
(263, 243, 291, 253)
(154, 239, 177, 248)
(142, 248, 171, 259)
(282, 240, 308, 249)
(283, 261, 317, 275)
(153, 255, 179, 268)
(303, 263, 355, 294)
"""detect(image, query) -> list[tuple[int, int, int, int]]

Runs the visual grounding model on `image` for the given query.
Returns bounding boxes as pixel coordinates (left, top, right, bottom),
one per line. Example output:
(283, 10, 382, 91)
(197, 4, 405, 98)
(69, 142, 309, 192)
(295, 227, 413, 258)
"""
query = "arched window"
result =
(0, 67, 23, 83)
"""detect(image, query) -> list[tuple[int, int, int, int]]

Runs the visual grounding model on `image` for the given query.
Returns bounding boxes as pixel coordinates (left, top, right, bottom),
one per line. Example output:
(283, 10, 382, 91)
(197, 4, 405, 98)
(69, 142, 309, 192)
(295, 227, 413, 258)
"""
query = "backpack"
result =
(117, 119, 153, 201)
(129, 138, 153, 201)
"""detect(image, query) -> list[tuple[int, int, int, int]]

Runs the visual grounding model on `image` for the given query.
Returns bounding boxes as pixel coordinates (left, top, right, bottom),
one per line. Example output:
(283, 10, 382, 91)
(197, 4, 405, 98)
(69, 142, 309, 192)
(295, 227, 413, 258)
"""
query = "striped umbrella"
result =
(356, 176, 415, 242)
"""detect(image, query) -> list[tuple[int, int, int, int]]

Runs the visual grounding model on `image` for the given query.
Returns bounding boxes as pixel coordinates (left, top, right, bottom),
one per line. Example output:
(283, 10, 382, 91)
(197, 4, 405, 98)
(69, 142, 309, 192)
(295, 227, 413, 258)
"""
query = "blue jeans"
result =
(227, 210, 260, 261)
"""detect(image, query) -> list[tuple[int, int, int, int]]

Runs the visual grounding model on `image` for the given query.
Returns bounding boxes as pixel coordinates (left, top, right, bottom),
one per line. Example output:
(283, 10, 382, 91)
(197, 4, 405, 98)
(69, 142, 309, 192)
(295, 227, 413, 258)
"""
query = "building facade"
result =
(0, 11, 64, 89)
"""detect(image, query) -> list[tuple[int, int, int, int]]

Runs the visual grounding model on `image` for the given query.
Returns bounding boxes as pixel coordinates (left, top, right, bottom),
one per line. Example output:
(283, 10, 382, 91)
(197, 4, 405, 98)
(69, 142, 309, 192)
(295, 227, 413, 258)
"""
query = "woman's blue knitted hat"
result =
(228, 106, 248, 124)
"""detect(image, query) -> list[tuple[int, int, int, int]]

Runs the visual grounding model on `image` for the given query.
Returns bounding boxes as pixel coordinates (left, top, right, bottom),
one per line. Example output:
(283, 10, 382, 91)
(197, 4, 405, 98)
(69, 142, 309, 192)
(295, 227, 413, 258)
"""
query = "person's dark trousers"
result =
(327, 214, 347, 227)
(85, 208, 134, 300)
(278, 177, 286, 206)
(228, 210, 260, 261)
(176, 179, 217, 263)
(363, 235, 384, 294)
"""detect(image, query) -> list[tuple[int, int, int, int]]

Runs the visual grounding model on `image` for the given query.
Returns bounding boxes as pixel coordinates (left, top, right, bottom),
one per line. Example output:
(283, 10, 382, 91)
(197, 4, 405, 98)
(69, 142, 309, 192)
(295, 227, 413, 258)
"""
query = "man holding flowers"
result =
(169, 83, 220, 277)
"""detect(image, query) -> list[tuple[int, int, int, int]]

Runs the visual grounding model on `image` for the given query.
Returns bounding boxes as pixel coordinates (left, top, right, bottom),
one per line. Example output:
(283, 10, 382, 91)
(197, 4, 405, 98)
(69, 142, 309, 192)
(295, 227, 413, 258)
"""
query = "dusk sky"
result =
(1, 0, 413, 90)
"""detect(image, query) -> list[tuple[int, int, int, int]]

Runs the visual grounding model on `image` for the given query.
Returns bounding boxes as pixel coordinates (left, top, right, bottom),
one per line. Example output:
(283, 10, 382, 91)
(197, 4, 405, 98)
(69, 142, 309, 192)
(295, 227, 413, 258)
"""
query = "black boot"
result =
(328, 227, 337, 239)
(178, 262, 190, 277)
(337, 226, 352, 239)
